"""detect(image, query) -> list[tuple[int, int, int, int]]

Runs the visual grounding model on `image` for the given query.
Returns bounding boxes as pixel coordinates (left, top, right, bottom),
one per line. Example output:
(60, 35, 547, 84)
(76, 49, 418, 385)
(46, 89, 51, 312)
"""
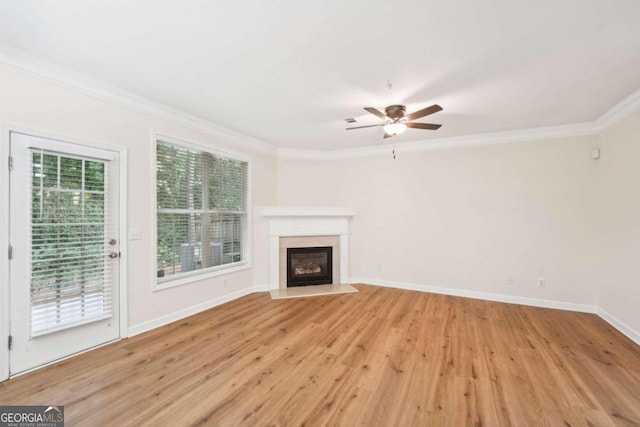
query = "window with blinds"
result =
(156, 140, 248, 283)
(30, 150, 112, 336)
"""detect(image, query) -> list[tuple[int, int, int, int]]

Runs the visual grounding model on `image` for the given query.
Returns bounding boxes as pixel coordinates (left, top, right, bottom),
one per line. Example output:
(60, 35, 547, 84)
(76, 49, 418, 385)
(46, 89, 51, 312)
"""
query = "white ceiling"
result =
(0, 0, 639, 151)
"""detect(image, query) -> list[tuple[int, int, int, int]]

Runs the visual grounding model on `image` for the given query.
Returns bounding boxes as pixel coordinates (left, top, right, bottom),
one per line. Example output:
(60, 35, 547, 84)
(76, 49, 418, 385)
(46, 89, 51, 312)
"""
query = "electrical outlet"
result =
(223, 278, 228, 287)
(538, 278, 545, 288)
(507, 277, 515, 285)
(377, 264, 382, 272)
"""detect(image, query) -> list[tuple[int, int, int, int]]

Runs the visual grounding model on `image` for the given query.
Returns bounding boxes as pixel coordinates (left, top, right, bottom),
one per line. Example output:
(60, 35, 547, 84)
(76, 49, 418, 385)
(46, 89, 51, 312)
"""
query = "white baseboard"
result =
(596, 307, 640, 346)
(251, 284, 269, 292)
(128, 286, 259, 337)
(128, 280, 638, 350)
(350, 278, 640, 345)
(349, 277, 597, 313)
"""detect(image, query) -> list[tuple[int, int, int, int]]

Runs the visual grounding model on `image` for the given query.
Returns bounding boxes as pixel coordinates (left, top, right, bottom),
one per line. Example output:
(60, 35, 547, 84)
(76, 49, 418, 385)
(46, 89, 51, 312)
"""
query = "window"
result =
(155, 139, 249, 285)
(30, 150, 112, 335)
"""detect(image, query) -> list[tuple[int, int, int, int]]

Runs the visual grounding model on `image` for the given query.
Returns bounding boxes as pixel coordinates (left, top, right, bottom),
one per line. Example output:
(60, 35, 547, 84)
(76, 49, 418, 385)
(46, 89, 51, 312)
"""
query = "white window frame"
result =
(152, 133, 252, 291)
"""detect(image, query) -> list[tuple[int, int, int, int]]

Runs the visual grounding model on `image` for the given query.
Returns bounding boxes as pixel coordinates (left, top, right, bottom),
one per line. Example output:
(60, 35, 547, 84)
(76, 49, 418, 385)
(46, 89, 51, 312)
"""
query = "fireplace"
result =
(287, 246, 333, 287)
(262, 207, 354, 291)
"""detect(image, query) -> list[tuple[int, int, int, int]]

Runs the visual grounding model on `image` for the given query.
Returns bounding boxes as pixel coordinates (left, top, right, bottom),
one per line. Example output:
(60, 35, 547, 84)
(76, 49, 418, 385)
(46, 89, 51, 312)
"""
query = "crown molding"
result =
(277, 121, 601, 159)
(1, 43, 639, 160)
(278, 87, 640, 159)
(0, 43, 275, 155)
(594, 86, 640, 131)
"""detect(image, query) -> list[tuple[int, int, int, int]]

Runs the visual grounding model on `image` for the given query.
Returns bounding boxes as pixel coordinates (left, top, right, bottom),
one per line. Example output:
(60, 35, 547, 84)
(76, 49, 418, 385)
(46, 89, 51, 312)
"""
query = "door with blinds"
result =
(9, 132, 120, 375)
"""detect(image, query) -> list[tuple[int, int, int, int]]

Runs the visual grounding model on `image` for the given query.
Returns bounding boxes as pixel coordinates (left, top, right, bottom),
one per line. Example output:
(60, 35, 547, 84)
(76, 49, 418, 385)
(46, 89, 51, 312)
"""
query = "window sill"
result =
(153, 261, 251, 292)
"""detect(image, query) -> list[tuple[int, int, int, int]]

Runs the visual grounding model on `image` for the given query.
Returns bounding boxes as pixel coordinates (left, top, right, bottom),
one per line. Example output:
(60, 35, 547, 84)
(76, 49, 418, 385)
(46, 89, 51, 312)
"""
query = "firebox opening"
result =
(286, 246, 333, 287)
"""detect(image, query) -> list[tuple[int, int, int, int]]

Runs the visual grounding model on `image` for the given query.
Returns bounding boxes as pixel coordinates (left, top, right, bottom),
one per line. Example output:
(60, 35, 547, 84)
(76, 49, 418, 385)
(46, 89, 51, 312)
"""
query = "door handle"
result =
(108, 251, 120, 259)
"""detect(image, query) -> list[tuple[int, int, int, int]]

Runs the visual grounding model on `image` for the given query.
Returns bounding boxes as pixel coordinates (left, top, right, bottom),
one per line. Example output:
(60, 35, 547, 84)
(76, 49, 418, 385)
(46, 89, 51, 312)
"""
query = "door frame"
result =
(0, 124, 129, 381)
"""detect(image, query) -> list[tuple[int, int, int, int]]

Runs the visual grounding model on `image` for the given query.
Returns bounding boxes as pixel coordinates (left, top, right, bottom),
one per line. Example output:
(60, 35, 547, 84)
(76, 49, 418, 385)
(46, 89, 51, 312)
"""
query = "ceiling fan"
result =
(346, 104, 443, 138)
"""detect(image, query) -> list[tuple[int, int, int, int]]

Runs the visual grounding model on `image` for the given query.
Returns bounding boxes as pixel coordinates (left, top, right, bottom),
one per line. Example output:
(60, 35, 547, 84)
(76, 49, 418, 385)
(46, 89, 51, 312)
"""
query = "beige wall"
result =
(596, 109, 640, 335)
(277, 136, 602, 306)
(0, 66, 277, 331)
(2, 62, 638, 343)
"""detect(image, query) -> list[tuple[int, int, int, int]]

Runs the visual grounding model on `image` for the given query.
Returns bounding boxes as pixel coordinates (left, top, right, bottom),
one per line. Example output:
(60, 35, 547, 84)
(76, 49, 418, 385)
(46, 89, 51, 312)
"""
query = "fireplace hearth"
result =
(287, 246, 333, 287)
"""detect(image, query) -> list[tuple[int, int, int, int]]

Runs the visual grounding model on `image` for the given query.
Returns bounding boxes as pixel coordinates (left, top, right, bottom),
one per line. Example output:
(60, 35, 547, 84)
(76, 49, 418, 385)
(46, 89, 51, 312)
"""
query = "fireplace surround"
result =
(262, 207, 355, 291)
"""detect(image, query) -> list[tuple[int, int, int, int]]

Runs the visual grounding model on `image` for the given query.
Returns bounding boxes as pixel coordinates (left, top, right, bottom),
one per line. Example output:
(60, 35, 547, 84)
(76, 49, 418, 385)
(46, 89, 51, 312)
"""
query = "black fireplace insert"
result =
(286, 246, 333, 287)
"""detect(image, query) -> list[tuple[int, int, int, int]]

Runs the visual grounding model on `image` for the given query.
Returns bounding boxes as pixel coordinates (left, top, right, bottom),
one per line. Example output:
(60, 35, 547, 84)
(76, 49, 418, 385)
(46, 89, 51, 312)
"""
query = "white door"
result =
(9, 132, 120, 375)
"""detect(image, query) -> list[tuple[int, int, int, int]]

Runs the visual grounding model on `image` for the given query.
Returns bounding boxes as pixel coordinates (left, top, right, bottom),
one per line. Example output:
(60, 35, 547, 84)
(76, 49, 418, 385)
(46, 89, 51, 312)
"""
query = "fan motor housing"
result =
(385, 105, 406, 120)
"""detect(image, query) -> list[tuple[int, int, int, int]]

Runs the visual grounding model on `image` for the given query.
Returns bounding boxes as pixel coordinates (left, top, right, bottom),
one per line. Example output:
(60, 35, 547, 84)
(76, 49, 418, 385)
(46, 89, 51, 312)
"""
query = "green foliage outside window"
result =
(31, 152, 107, 304)
(156, 141, 248, 280)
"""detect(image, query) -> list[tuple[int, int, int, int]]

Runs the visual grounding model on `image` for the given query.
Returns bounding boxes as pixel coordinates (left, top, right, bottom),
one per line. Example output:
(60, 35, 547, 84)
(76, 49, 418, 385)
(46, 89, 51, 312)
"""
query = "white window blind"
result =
(29, 149, 113, 337)
(156, 140, 248, 282)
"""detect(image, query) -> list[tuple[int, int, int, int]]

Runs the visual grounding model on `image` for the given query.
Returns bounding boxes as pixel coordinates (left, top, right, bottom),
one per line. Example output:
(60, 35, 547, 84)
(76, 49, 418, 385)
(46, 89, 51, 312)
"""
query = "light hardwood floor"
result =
(1, 284, 639, 426)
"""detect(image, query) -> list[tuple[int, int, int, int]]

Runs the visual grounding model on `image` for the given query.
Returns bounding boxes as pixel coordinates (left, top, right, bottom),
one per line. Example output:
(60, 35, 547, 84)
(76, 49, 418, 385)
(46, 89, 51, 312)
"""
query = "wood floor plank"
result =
(1, 284, 639, 426)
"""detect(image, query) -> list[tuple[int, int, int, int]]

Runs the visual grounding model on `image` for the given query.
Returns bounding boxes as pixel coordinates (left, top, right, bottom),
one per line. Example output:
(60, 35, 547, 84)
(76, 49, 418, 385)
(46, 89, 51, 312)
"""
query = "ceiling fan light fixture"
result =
(383, 122, 407, 136)
(347, 104, 442, 137)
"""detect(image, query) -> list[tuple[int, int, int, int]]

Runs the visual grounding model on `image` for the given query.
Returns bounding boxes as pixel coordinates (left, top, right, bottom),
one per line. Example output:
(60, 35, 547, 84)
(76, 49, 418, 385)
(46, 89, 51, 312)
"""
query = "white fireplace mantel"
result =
(261, 207, 356, 218)
(261, 207, 355, 291)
